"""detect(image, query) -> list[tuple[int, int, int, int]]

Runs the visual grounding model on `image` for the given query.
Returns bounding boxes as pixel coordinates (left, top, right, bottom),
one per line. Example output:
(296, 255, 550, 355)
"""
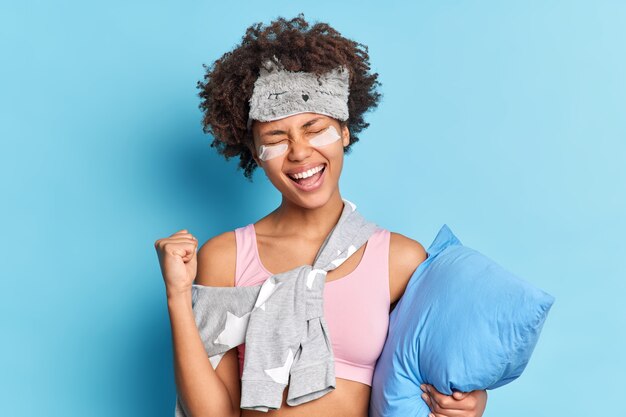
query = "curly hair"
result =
(197, 13, 383, 181)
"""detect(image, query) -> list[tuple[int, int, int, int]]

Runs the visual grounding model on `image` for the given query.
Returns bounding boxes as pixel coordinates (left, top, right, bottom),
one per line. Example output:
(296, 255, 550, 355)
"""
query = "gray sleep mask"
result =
(247, 56, 350, 130)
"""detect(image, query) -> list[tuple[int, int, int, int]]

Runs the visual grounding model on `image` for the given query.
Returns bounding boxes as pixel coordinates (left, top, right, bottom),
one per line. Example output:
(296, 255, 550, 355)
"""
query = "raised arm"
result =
(161, 230, 241, 417)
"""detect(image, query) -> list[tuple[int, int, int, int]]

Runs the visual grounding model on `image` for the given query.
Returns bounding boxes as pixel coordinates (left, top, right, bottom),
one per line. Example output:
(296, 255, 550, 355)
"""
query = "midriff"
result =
(241, 378, 370, 417)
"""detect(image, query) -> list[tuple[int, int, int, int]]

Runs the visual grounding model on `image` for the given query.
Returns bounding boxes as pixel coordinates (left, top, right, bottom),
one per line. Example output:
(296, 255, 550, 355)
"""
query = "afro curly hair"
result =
(197, 13, 383, 181)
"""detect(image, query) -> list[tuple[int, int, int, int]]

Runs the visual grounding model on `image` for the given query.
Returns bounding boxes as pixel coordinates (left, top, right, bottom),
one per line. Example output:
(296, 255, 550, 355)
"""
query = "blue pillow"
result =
(369, 224, 555, 417)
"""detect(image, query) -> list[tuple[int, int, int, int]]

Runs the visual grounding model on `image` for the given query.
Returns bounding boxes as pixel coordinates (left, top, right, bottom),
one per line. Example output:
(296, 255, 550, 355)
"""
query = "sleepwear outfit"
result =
(235, 223, 391, 385)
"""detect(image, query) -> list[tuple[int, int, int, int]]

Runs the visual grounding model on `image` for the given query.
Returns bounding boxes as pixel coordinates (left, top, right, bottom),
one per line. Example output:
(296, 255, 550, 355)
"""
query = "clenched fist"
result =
(154, 229, 199, 299)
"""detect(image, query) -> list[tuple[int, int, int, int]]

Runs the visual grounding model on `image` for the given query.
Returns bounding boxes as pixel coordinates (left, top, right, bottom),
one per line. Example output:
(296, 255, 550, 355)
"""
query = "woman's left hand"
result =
(420, 383, 487, 417)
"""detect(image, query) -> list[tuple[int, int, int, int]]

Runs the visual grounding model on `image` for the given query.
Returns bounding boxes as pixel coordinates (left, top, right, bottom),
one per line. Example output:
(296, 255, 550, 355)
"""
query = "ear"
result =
(253, 150, 262, 167)
(246, 127, 263, 166)
(341, 124, 350, 147)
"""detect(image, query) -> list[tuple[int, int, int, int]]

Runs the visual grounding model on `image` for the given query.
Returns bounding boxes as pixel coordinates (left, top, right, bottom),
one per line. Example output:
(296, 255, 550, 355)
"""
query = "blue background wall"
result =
(2, 1, 624, 416)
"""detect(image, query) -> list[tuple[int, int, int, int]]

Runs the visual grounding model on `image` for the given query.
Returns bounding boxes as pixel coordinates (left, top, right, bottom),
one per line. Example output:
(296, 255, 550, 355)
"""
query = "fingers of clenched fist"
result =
(154, 229, 200, 297)
(155, 229, 198, 259)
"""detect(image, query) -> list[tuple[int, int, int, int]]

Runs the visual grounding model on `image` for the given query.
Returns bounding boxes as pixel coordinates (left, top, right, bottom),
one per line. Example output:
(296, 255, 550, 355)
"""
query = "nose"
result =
(287, 135, 314, 161)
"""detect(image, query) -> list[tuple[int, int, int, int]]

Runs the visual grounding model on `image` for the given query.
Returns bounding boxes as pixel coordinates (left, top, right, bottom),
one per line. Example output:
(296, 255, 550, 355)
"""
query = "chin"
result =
(295, 196, 331, 208)
(285, 186, 337, 210)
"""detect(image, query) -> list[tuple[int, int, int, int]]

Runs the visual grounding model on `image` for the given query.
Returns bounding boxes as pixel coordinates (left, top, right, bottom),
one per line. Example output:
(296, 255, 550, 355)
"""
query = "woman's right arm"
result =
(164, 231, 241, 417)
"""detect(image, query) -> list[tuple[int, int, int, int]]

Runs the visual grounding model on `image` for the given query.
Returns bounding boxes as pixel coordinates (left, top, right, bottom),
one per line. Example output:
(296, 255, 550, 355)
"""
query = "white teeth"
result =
(288, 165, 324, 180)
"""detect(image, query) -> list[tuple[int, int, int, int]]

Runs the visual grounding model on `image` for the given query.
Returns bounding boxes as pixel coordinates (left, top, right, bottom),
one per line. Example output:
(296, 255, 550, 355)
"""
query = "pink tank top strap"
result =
(234, 224, 267, 287)
(359, 227, 391, 305)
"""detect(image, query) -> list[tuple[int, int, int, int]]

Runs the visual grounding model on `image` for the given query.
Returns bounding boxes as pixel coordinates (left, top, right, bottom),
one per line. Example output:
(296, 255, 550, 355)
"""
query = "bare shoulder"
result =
(194, 229, 237, 288)
(388, 231, 428, 309)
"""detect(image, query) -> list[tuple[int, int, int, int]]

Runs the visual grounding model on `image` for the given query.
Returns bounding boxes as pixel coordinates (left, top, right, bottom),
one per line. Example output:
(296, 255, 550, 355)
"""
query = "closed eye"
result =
(264, 128, 327, 145)
(264, 138, 288, 145)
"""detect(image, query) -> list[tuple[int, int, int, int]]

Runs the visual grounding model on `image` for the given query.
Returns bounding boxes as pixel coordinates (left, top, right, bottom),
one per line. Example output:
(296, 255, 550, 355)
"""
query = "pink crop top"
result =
(233, 223, 391, 386)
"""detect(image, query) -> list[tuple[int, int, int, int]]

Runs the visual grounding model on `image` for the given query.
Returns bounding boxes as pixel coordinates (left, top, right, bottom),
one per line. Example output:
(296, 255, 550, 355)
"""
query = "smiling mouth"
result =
(286, 165, 326, 186)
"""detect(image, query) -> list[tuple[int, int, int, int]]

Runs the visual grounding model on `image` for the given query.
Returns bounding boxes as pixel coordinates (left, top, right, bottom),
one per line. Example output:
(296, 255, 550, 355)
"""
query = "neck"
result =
(268, 189, 346, 239)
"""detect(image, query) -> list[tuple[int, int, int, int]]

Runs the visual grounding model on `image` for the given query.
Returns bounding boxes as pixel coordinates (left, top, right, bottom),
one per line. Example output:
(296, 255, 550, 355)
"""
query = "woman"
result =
(155, 14, 488, 417)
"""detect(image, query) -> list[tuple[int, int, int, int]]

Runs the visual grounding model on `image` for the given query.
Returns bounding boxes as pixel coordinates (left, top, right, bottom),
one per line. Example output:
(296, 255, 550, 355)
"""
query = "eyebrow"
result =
(261, 117, 324, 138)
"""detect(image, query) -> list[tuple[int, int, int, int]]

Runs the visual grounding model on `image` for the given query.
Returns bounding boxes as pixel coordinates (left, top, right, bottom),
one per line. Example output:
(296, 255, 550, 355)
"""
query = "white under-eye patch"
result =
(309, 125, 342, 147)
(258, 143, 288, 161)
(257, 125, 342, 162)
